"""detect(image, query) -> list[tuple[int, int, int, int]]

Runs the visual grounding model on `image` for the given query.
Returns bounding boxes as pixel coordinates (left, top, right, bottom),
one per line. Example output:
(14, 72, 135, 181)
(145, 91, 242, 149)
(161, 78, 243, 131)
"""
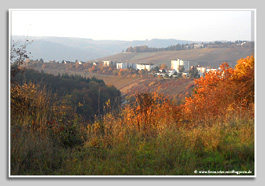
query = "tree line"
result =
(14, 69, 121, 122)
(125, 41, 254, 53)
(126, 44, 187, 53)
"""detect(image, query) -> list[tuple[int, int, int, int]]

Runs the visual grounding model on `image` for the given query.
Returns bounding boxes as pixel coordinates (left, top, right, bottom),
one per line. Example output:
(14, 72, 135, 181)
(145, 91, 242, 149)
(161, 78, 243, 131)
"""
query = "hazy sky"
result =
(10, 9, 254, 41)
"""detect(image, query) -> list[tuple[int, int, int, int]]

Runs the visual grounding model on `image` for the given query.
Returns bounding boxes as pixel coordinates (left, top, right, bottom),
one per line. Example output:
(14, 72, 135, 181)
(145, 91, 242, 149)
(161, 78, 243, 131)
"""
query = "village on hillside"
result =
(22, 39, 254, 80)
(78, 59, 218, 78)
(25, 57, 219, 79)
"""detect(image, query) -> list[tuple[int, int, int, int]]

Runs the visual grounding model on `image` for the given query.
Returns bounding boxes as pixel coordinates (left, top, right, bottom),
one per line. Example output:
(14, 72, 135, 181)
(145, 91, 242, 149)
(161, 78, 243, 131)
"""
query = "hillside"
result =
(26, 66, 143, 94)
(97, 47, 254, 68)
(12, 36, 191, 61)
(26, 65, 195, 106)
(124, 78, 195, 104)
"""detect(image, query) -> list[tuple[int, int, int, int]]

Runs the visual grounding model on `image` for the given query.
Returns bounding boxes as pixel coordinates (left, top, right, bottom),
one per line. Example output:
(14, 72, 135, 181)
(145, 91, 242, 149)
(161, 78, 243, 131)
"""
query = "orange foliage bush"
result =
(86, 92, 181, 148)
(182, 55, 254, 124)
(232, 55, 255, 104)
(123, 92, 180, 136)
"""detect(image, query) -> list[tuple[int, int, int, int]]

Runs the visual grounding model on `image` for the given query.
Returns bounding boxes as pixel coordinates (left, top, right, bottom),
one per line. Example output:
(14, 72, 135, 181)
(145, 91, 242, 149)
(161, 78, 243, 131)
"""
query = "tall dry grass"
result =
(58, 91, 254, 175)
(11, 82, 84, 175)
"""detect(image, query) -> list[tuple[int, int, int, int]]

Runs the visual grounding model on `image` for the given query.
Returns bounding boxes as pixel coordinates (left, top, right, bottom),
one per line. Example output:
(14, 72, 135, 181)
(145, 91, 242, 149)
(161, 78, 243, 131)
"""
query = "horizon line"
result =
(10, 35, 253, 43)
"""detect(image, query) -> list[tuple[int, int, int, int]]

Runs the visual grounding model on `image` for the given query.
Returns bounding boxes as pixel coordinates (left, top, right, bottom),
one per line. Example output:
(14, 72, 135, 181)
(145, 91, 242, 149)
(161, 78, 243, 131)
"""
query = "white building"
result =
(206, 68, 217, 73)
(116, 62, 127, 69)
(136, 64, 155, 71)
(171, 59, 190, 73)
(116, 62, 136, 70)
(103, 61, 116, 67)
(103, 61, 110, 66)
(197, 66, 206, 73)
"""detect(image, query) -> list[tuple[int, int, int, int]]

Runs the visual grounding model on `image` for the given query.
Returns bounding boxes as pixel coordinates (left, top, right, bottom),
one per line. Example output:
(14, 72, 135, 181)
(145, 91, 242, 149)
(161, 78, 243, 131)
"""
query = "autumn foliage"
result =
(82, 56, 254, 175)
(183, 55, 254, 124)
(10, 55, 255, 175)
(87, 56, 255, 148)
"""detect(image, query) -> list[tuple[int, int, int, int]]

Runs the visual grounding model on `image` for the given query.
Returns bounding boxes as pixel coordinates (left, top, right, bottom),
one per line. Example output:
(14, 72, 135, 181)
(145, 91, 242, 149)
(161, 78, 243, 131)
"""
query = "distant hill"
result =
(97, 47, 254, 68)
(11, 36, 191, 61)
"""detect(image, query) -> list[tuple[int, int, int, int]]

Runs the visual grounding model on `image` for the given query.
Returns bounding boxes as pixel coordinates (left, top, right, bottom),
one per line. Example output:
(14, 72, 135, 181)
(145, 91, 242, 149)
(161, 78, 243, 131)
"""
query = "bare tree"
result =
(10, 39, 32, 83)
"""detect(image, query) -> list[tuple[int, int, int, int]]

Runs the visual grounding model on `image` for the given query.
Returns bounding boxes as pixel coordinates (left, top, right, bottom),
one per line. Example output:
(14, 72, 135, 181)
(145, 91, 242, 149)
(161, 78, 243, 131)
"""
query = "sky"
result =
(10, 9, 254, 42)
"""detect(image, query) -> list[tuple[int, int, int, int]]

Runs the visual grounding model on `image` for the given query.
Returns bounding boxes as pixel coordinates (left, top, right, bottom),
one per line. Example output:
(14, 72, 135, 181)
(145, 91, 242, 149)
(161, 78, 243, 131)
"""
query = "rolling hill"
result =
(97, 47, 254, 68)
(11, 36, 191, 61)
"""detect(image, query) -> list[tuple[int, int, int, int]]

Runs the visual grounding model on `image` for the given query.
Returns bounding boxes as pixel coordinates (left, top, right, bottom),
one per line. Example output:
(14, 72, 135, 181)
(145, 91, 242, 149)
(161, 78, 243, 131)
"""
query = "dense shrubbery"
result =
(10, 56, 254, 175)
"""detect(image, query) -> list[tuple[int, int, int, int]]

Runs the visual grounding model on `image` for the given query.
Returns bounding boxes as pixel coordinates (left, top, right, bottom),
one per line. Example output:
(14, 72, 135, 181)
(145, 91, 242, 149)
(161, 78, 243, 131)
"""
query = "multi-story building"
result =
(116, 62, 127, 69)
(116, 62, 137, 70)
(103, 61, 116, 67)
(171, 59, 190, 73)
